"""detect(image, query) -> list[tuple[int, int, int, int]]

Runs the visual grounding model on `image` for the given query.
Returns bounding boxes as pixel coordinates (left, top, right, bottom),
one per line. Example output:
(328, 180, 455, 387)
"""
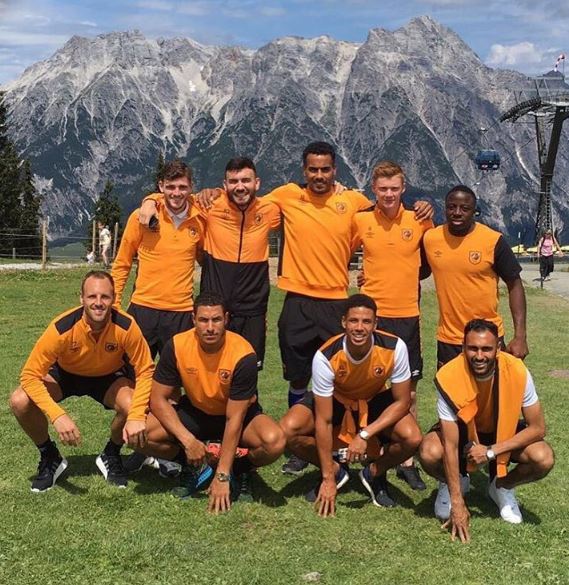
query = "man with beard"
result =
(139, 157, 279, 370)
(423, 185, 528, 369)
(11, 271, 154, 491)
(418, 319, 554, 542)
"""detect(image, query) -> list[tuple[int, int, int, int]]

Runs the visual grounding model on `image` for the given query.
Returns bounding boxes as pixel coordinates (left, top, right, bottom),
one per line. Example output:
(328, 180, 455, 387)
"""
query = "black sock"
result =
(232, 456, 254, 476)
(174, 450, 187, 466)
(37, 439, 57, 455)
(103, 439, 123, 456)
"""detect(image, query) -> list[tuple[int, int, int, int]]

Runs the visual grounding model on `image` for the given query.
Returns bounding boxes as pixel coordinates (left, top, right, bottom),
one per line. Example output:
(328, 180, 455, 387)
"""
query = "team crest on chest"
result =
(469, 251, 482, 264)
(401, 229, 413, 241)
(219, 369, 232, 383)
(254, 213, 263, 225)
(105, 342, 119, 352)
(373, 366, 384, 377)
(189, 227, 198, 238)
(335, 202, 347, 214)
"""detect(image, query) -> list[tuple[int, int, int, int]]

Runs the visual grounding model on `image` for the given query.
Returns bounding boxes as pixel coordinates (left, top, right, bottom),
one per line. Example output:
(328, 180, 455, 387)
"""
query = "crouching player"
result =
(279, 293, 422, 516)
(419, 319, 554, 542)
(131, 292, 285, 513)
(11, 271, 154, 491)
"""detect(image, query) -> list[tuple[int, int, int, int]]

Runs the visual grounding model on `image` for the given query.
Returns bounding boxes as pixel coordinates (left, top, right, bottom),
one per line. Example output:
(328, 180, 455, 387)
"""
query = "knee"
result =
(418, 435, 443, 468)
(279, 411, 305, 441)
(532, 443, 555, 479)
(9, 387, 32, 416)
(114, 386, 133, 417)
(262, 426, 287, 459)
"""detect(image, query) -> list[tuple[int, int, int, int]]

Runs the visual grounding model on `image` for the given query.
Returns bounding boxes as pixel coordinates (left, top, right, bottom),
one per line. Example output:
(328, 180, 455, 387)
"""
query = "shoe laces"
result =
(104, 453, 125, 474)
(37, 451, 59, 478)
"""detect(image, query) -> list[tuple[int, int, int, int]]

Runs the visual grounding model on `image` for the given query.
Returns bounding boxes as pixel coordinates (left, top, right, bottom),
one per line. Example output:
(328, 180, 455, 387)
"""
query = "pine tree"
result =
(18, 160, 42, 259)
(0, 91, 42, 259)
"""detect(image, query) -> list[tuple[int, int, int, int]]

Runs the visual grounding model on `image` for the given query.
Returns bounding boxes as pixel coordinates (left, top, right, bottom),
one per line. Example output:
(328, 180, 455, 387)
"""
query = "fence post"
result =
(12, 247, 16, 260)
(92, 219, 97, 259)
(112, 222, 119, 259)
(41, 220, 48, 269)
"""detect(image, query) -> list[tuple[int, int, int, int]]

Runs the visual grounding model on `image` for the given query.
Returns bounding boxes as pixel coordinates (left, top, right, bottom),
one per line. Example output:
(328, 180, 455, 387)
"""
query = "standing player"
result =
(10, 271, 154, 491)
(112, 159, 204, 358)
(351, 160, 432, 490)
(139, 157, 280, 370)
(279, 294, 422, 514)
(98, 222, 112, 269)
(423, 185, 528, 368)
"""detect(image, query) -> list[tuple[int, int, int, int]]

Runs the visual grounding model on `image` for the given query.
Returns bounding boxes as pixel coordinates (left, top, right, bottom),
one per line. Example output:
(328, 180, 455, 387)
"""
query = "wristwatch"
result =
(358, 429, 370, 441)
(215, 472, 231, 482)
(486, 448, 496, 461)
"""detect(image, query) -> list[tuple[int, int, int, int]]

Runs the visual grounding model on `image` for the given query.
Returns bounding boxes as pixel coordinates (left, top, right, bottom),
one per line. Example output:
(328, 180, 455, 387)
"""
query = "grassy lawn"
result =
(0, 268, 567, 585)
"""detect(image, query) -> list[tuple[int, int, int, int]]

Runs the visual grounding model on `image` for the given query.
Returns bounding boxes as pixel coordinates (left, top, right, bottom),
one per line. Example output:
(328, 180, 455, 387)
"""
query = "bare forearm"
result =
(493, 425, 545, 457)
(442, 440, 465, 507)
(217, 415, 245, 475)
(508, 280, 527, 339)
(150, 396, 195, 448)
(315, 417, 335, 480)
(364, 398, 410, 438)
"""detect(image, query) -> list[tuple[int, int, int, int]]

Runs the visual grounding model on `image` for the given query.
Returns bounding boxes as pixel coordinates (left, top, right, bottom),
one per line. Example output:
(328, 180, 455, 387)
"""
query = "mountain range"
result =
(3, 15, 569, 242)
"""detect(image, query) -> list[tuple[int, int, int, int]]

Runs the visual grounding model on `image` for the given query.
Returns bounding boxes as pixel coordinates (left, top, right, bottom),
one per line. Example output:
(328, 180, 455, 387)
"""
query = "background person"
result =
(537, 229, 563, 281)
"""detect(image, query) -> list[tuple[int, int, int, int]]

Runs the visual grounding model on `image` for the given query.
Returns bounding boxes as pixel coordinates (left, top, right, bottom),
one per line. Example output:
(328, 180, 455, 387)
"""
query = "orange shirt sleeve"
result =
(111, 212, 143, 308)
(124, 321, 155, 422)
(20, 324, 67, 423)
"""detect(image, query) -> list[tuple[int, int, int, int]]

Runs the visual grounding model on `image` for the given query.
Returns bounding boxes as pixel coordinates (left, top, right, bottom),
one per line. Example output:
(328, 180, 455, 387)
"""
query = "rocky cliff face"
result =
(4, 17, 568, 241)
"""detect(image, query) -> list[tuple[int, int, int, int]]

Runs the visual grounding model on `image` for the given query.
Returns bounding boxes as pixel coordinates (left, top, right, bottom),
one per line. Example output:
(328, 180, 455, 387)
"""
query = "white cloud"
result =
(486, 42, 543, 67)
(178, 1, 212, 16)
(79, 20, 97, 27)
(0, 29, 69, 47)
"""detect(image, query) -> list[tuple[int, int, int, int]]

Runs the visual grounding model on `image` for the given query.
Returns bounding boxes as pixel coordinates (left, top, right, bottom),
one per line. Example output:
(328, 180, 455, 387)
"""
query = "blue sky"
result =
(0, 0, 567, 85)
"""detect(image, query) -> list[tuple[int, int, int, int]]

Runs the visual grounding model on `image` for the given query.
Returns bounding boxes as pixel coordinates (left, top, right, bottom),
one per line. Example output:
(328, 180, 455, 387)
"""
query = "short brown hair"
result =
(81, 270, 114, 294)
(161, 159, 192, 184)
(371, 161, 405, 184)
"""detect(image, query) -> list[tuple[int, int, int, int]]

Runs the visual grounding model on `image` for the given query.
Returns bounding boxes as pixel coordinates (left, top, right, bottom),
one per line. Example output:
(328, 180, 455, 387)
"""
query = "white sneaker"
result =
(488, 477, 522, 524)
(434, 475, 471, 520)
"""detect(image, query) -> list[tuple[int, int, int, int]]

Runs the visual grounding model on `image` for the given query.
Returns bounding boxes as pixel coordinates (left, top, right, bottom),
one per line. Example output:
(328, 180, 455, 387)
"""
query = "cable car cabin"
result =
(475, 150, 501, 170)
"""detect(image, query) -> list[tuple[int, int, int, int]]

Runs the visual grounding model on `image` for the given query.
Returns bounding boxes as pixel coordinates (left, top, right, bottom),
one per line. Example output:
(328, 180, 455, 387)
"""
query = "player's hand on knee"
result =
(123, 420, 147, 449)
(53, 414, 81, 446)
(183, 438, 207, 467)
(138, 200, 158, 227)
(356, 270, 365, 288)
(315, 478, 337, 517)
(208, 478, 231, 514)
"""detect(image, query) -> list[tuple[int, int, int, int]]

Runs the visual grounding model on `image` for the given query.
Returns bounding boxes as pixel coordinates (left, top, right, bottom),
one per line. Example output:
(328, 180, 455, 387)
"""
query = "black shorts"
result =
(128, 303, 194, 358)
(49, 363, 132, 409)
(278, 293, 345, 382)
(175, 395, 263, 442)
(228, 314, 266, 371)
(437, 336, 506, 370)
(377, 315, 423, 381)
(428, 420, 527, 478)
(300, 390, 395, 441)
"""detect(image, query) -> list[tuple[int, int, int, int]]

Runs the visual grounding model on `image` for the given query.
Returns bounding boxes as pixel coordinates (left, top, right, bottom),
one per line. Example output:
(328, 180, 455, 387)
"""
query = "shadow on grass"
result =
(278, 469, 320, 498)
(252, 472, 288, 507)
(27, 453, 101, 495)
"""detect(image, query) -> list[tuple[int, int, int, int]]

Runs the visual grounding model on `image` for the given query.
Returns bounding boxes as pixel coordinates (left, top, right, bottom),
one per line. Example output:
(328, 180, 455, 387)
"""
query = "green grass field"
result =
(0, 268, 567, 585)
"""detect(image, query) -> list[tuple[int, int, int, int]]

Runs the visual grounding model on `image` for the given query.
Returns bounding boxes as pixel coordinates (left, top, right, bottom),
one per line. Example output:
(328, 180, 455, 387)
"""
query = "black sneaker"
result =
(235, 471, 254, 503)
(359, 466, 397, 508)
(172, 463, 214, 499)
(31, 451, 68, 493)
(123, 451, 157, 473)
(396, 464, 427, 491)
(158, 459, 182, 479)
(305, 465, 350, 503)
(281, 454, 309, 475)
(96, 453, 128, 488)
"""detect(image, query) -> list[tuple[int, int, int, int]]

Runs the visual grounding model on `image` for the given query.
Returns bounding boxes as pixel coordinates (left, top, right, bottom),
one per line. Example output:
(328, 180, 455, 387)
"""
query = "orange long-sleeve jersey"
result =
(266, 184, 372, 299)
(352, 205, 433, 317)
(112, 202, 204, 311)
(20, 307, 154, 423)
(145, 192, 281, 315)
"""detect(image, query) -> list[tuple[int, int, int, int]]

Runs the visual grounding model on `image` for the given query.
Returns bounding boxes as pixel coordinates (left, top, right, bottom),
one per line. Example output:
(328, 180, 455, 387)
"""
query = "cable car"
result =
(475, 150, 501, 170)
